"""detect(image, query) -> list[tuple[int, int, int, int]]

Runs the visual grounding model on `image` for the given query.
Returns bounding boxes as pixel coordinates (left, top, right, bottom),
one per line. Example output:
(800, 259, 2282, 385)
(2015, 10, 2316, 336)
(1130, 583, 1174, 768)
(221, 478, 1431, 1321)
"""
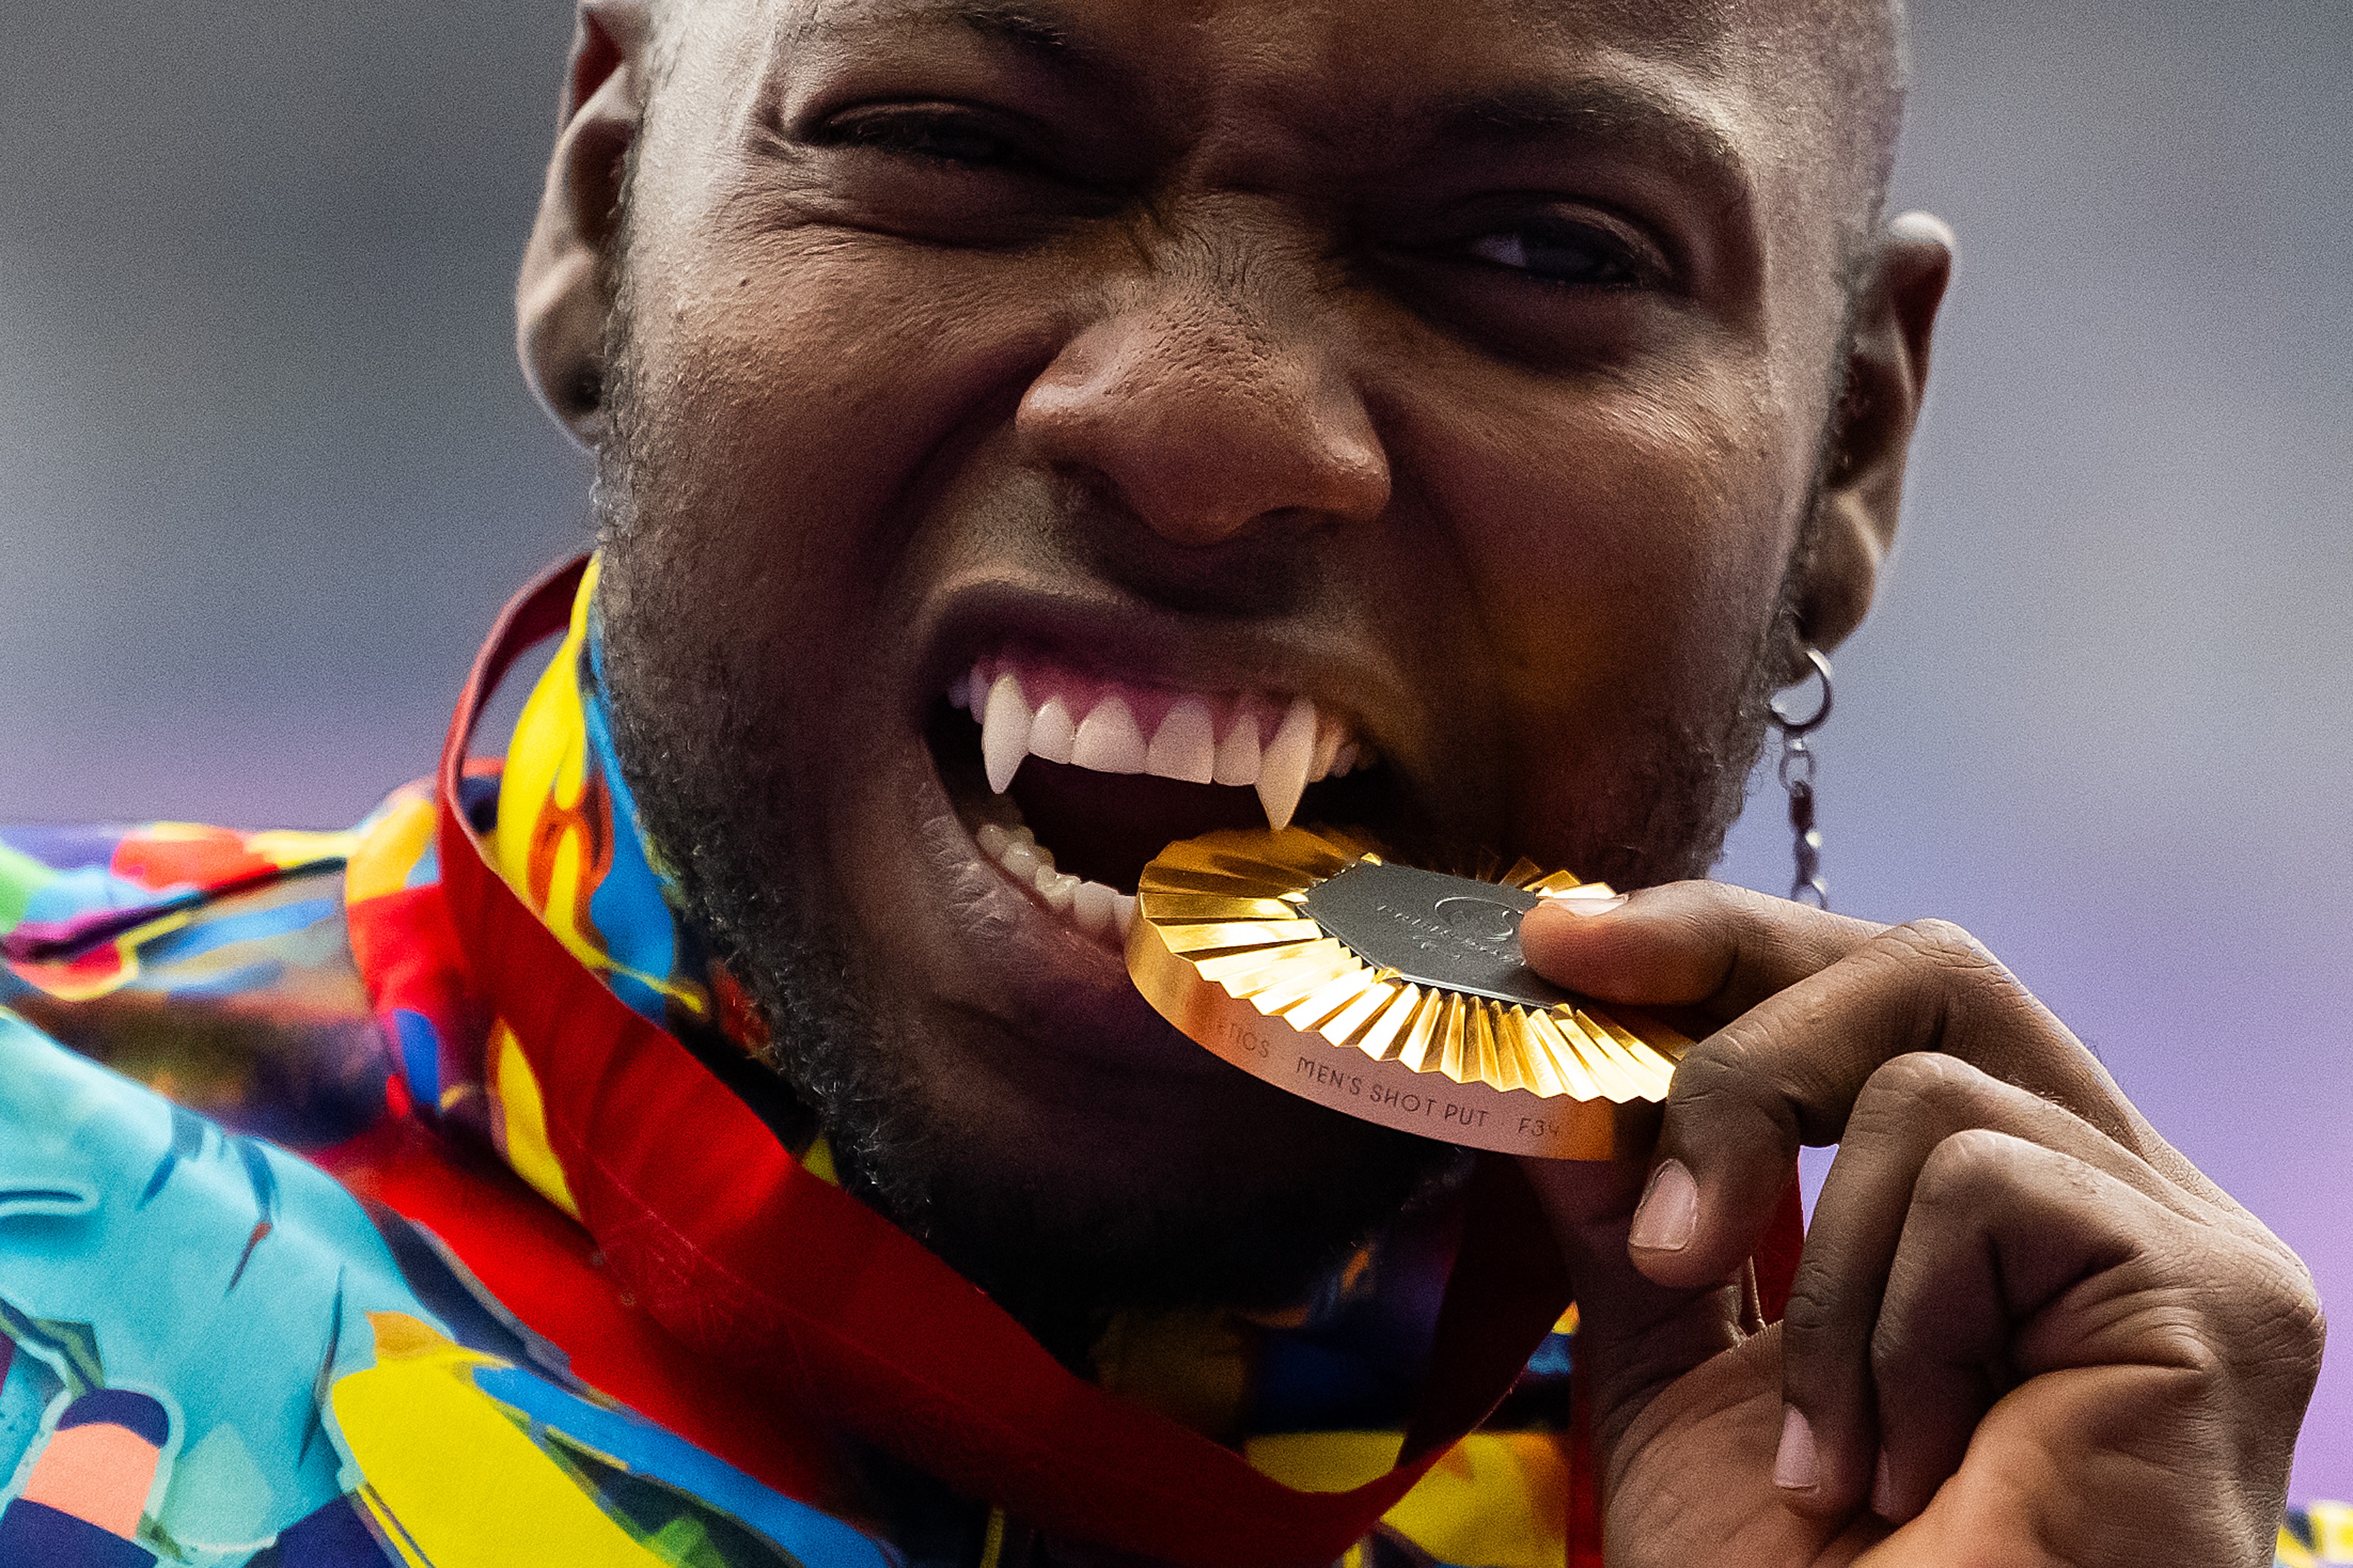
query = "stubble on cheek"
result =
(1395, 345, 1806, 894)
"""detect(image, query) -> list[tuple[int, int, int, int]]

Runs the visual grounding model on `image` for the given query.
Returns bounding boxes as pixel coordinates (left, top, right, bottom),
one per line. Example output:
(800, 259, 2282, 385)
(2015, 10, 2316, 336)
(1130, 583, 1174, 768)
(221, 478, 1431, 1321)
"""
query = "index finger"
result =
(1520, 879, 1883, 1023)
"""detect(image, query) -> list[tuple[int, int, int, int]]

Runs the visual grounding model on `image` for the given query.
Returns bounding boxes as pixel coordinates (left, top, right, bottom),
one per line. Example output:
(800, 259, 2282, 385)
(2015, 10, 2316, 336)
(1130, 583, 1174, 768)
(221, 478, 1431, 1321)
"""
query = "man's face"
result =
(591, 0, 1875, 1334)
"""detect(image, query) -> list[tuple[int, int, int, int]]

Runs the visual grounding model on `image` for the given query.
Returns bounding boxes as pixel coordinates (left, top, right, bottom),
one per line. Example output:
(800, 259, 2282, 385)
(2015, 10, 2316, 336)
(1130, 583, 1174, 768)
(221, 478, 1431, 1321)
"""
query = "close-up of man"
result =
(0, 0, 2333, 1565)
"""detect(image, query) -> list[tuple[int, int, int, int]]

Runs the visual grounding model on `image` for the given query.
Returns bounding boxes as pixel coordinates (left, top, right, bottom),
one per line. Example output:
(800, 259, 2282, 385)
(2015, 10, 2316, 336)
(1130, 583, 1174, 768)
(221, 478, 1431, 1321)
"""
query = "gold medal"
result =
(1126, 826, 1690, 1159)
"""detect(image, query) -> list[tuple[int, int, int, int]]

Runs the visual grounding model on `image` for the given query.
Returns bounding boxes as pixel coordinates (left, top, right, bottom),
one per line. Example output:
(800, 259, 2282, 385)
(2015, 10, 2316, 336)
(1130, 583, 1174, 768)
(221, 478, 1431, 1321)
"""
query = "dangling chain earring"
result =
(1770, 648, 1834, 908)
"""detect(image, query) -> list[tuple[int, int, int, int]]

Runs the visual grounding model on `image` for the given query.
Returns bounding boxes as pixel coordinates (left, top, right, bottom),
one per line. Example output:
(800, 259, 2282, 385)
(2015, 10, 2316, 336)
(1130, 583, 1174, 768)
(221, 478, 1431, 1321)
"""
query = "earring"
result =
(1770, 648, 1834, 909)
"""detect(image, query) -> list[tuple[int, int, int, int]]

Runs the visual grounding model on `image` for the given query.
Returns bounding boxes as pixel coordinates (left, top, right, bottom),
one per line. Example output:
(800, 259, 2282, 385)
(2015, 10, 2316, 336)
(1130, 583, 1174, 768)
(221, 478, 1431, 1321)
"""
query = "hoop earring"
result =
(1770, 648, 1833, 909)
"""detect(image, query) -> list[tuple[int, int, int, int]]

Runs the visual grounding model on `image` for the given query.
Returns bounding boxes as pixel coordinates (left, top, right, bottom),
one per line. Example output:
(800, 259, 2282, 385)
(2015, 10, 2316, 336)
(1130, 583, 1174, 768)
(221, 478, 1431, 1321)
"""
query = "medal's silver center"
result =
(1300, 860, 1570, 1010)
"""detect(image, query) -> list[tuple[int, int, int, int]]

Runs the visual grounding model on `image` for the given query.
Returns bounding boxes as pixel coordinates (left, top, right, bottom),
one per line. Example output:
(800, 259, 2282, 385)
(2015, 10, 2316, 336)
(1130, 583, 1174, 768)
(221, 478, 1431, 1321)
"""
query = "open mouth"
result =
(927, 653, 1391, 951)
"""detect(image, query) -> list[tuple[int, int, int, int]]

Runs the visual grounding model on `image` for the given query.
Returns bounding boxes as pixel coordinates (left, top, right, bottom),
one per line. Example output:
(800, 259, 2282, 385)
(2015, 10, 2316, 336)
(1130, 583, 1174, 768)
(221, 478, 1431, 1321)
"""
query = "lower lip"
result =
(922, 818, 1238, 1084)
(911, 765, 1140, 987)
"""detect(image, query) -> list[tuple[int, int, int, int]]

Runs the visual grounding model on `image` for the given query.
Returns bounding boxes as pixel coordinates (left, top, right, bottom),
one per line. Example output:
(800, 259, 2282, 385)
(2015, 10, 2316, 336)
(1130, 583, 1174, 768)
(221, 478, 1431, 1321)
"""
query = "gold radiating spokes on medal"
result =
(1133, 826, 1688, 1105)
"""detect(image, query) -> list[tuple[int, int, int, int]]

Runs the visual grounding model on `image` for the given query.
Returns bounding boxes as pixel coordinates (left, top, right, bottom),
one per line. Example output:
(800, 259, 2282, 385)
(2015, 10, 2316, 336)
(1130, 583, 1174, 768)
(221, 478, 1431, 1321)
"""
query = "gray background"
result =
(4, 0, 2348, 1498)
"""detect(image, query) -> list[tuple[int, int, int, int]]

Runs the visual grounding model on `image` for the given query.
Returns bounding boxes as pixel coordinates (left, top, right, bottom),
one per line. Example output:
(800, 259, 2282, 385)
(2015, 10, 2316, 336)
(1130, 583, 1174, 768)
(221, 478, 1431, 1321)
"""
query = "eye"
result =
(1460, 216, 1654, 289)
(781, 95, 1121, 247)
(816, 105, 1034, 173)
(1372, 201, 1685, 367)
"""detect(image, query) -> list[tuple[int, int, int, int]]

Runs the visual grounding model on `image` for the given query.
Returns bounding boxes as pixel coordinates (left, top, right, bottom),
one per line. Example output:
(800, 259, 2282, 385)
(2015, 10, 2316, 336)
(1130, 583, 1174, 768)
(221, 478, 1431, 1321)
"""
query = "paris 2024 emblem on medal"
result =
(1125, 826, 1691, 1159)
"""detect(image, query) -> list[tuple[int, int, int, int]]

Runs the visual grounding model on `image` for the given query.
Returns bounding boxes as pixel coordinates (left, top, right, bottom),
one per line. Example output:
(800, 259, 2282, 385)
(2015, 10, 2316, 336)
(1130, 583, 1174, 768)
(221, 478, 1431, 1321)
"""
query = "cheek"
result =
(612, 216, 1081, 630)
(1397, 353, 1801, 720)
(1378, 349, 1807, 866)
(597, 227, 1081, 903)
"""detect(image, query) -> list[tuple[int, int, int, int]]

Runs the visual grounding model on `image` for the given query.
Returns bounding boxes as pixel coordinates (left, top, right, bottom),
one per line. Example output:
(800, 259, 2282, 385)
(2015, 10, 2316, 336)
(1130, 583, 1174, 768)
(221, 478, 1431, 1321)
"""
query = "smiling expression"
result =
(551, 0, 1919, 1345)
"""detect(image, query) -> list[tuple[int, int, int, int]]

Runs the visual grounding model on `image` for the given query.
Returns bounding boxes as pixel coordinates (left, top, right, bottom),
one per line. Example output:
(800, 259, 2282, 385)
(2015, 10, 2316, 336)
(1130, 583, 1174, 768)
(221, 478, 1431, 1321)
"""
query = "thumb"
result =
(1520, 1152, 1751, 1459)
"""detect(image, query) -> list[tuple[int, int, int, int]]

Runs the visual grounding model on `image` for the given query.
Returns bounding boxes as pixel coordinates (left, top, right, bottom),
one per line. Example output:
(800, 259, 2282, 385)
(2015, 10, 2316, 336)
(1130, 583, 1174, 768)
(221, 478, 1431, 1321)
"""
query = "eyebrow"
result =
(822, 0, 1080, 59)
(950, 0, 1075, 54)
(1392, 79, 1750, 194)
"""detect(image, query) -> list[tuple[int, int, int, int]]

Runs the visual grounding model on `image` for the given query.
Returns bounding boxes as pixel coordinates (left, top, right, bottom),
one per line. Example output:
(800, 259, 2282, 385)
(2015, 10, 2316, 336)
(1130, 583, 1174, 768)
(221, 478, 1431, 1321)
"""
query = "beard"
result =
(584, 257, 1800, 1365)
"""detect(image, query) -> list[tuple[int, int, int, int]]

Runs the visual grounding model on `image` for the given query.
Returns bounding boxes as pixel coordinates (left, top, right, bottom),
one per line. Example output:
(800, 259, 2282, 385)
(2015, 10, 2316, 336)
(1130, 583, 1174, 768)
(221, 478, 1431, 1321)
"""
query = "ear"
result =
(517, 1, 655, 448)
(1788, 211, 1955, 663)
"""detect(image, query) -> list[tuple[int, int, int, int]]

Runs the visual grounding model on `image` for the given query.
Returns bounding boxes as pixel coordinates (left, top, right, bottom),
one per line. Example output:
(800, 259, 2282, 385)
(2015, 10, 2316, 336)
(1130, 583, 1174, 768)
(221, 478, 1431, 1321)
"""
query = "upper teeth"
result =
(958, 661, 1369, 830)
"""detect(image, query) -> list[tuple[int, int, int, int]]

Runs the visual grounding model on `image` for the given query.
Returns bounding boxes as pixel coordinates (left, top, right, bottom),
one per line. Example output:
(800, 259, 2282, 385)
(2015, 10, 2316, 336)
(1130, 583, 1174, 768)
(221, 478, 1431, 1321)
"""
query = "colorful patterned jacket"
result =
(0, 558, 2334, 1568)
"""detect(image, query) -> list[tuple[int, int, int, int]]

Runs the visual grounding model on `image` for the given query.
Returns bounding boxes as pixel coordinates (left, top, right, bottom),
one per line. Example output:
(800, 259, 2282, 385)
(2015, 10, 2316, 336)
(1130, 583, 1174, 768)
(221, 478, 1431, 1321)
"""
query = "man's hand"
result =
(1515, 884, 2322, 1566)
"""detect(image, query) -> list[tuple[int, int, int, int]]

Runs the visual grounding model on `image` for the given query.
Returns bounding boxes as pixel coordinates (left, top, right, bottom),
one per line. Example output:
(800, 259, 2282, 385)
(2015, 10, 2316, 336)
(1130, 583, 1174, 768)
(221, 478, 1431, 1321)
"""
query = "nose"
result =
(1015, 260, 1390, 548)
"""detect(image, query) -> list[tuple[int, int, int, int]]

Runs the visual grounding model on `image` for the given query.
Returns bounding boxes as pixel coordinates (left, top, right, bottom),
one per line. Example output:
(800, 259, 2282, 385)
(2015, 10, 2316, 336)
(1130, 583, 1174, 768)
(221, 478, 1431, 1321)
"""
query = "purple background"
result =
(3, 0, 2347, 1499)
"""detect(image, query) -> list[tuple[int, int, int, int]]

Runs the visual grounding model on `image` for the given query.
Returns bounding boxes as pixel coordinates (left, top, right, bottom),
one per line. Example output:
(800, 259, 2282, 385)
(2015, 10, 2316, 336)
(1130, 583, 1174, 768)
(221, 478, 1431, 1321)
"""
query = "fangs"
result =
(959, 661, 1371, 831)
(948, 659, 1376, 948)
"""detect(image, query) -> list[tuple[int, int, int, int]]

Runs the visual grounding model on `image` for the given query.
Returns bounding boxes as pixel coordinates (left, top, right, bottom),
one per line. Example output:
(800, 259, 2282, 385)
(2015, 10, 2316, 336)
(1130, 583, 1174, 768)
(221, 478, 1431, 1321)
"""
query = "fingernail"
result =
(1772, 1405, 1819, 1491)
(1628, 1159, 1698, 1252)
(1545, 885, 1627, 915)
(1870, 1449, 1896, 1518)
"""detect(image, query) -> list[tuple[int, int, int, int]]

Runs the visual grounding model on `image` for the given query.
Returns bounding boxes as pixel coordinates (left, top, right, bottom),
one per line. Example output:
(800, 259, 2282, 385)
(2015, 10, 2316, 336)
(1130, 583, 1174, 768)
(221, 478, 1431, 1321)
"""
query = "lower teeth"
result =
(974, 820, 1136, 944)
